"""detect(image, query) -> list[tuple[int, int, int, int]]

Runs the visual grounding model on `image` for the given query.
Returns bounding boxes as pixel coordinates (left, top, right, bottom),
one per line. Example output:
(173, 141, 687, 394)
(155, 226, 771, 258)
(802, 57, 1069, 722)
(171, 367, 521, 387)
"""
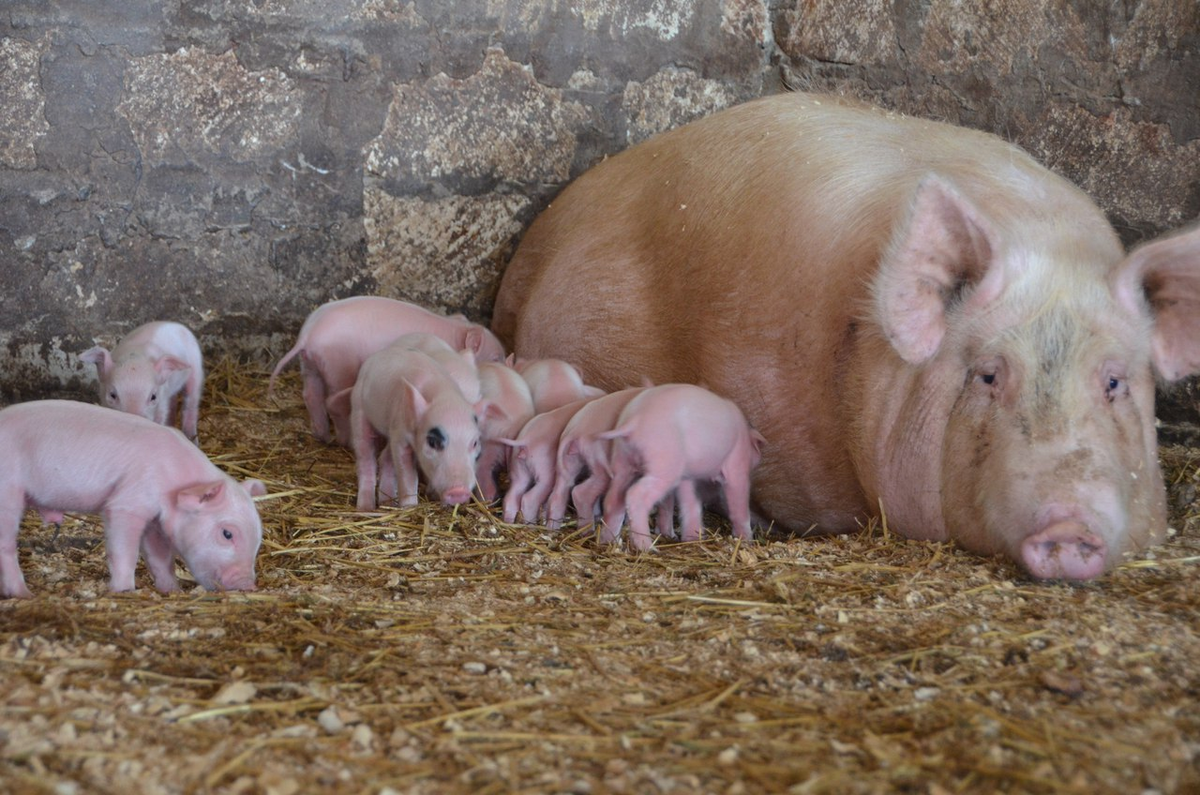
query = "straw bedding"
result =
(1, 359, 1197, 794)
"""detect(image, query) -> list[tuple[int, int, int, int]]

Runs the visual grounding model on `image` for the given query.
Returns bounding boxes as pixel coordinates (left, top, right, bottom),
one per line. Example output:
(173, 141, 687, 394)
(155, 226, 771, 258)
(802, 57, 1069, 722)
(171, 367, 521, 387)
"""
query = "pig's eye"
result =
(1105, 374, 1126, 402)
(149, 392, 157, 403)
(426, 427, 446, 451)
(980, 373, 995, 385)
(108, 390, 118, 401)
(221, 528, 233, 541)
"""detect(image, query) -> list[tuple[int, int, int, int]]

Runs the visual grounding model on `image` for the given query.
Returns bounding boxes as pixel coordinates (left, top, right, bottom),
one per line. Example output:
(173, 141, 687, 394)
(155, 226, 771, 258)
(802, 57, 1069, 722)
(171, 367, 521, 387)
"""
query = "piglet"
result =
(0, 400, 266, 597)
(545, 387, 646, 530)
(268, 296, 505, 445)
(513, 357, 605, 413)
(80, 321, 204, 442)
(600, 384, 765, 551)
(500, 399, 592, 524)
(476, 361, 535, 501)
(341, 344, 487, 510)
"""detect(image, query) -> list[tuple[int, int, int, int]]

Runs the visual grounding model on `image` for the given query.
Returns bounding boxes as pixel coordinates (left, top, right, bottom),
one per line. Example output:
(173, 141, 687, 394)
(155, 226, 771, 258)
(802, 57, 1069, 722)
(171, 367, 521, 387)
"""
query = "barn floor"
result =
(1, 362, 1198, 795)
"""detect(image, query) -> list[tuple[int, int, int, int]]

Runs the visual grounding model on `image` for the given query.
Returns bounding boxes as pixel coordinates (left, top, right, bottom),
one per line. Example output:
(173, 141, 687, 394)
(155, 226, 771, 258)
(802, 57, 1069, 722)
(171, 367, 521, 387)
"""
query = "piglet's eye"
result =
(149, 392, 157, 402)
(222, 528, 233, 541)
(980, 373, 996, 385)
(427, 427, 446, 451)
(108, 391, 118, 401)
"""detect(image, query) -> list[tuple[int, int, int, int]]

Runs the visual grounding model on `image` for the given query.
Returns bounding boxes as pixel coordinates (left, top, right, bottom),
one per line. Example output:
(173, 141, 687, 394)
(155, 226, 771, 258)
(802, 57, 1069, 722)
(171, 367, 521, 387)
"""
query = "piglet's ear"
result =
(176, 481, 226, 511)
(325, 387, 352, 416)
(154, 355, 191, 384)
(403, 380, 429, 420)
(80, 346, 113, 377)
(463, 328, 485, 356)
(242, 479, 268, 498)
(1113, 222, 1200, 383)
(875, 176, 1002, 365)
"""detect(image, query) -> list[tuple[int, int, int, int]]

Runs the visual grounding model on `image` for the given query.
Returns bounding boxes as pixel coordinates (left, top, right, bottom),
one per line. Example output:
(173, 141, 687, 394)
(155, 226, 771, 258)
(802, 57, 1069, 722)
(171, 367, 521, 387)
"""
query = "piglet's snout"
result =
(1020, 520, 1107, 581)
(440, 486, 473, 505)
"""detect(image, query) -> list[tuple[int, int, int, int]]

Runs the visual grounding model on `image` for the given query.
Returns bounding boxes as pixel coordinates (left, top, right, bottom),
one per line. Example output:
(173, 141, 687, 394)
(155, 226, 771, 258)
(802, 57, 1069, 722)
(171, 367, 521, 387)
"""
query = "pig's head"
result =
(875, 176, 1200, 580)
(403, 382, 483, 505)
(81, 347, 191, 423)
(168, 478, 266, 591)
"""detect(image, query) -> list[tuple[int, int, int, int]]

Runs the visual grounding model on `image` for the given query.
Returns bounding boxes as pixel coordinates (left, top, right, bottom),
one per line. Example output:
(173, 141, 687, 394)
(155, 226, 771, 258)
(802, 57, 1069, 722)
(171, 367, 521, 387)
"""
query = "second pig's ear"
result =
(325, 388, 352, 416)
(1112, 221, 1200, 383)
(176, 481, 226, 511)
(154, 355, 191, 384)
(403, 379, 429, 420)
(80, 346, 113, 377)
(874, 175, 1003, 365)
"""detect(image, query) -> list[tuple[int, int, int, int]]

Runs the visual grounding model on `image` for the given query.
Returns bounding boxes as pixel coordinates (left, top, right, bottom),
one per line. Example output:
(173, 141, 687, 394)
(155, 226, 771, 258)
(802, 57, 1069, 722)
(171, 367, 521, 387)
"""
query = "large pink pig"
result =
(343, 345, 486, 510)
(512, 357, 606, 413)
(0, 400, 266, 597)
(598, 384, 765, 551)
(493, 91, 1200, 580)
(544, 387, 645, 530)
(476, 361, 536, 501)
(500, 399, 592, 524)
(269, 296, 505, 445)
(80, 321, 204, 442)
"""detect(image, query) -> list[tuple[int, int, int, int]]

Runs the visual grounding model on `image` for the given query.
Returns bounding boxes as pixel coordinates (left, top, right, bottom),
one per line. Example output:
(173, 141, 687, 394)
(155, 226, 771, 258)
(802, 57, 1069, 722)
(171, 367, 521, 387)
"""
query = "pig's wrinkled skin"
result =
(344, 345, 486, 510)
(476, 361, 535, 501)
(269, 296, 505, 445)
(598, 385, 764, 551)
(545, 387, 645, 530)
(81, 321, 204, 442)
(500, 399, 591, 525)
(513, 357, 605, 413)
(0, 400, 266, 597)
(493, 91, 1200, 580)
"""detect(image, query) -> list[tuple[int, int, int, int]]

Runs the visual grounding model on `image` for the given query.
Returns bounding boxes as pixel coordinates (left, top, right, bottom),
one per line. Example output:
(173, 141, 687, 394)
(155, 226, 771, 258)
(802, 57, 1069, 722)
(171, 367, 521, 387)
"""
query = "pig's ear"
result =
(176, 481, 226, 511)
(504, 353, 517, 367)
(80, 346, 113, 377)
(154, 355, 191, 383)
(242, 479, 268, 498)
(1113, 223, 1200, 382)
(463, 328, 486, 356)
(402, 380, 429, 419)
(875, 176, 1002, 364)
(477, 399, 508, 425)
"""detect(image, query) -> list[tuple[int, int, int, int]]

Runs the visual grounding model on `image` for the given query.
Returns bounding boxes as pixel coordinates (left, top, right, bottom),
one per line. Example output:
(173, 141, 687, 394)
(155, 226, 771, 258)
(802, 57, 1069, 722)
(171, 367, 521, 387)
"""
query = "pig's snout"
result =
(1020, 521, 1107, 581)
(440, 486, 473, 505)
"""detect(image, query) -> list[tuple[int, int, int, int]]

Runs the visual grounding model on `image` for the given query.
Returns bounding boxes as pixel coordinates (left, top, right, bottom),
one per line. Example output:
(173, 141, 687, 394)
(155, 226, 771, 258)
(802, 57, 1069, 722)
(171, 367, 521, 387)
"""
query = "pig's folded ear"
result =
(478, 399, 508, 425)
(463, 328, 486, 356)
(1113, 222, 1200, 383)
(874, 175, 1003, 365)
(79, 346, 113, 376)
(241, 479, 268, 498)
(176, 481, 226, 511)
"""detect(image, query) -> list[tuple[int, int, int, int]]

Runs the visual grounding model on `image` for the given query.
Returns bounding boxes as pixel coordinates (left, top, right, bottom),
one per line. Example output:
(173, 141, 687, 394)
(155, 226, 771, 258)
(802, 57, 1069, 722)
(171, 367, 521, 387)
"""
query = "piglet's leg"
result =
(394, 444, 421, 507)
(722, 470, 754, 542)
(377, 447, 399, 505)
(475, 443, 504, 502)
(502, 462, 531, 524)
(570, 468, 610, 533)
(546, 454, 582, 530)
(677, 481, 703, 542)
(0, 502, 32, 598)
(104, 510, 147, 592)
(352, 410, 380, 511)
(599, 459, 636, 545)
(521, 473, 555, 525)
(299, 358, 332, 444)
(655, 492, 678, 539)
(140, 521, 181, 593)
(623, 475, 676, 552)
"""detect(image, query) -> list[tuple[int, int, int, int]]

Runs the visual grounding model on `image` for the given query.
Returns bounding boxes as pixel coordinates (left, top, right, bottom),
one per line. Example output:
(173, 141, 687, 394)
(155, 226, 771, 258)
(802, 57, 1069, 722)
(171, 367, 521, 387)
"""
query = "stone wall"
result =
(1, 0, 1197, 405)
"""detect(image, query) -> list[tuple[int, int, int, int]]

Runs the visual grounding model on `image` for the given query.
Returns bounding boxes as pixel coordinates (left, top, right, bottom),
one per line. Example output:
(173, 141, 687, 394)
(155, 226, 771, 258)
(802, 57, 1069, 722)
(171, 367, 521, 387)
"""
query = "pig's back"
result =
(493, 92, 1117, 530)
(0, 400, 208, 512)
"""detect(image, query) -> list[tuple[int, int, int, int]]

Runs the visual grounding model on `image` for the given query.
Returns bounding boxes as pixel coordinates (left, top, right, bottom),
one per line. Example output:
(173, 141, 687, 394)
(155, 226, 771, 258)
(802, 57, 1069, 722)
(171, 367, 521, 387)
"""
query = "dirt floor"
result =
(1, 362, 1198, 795)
